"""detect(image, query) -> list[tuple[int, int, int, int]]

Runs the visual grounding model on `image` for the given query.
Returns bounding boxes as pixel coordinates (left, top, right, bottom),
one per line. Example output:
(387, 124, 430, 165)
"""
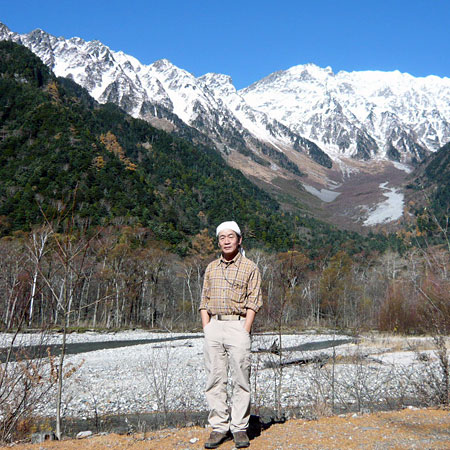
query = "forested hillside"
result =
(406, 140, 450, 240)
(0, 41, 290, 253)
(0, 41, 395, 257)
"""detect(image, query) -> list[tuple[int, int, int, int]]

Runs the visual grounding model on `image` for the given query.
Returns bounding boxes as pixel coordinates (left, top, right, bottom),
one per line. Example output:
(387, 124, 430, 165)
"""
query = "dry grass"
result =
(358, 333, 450, 353)
(2, 408, 449, 449)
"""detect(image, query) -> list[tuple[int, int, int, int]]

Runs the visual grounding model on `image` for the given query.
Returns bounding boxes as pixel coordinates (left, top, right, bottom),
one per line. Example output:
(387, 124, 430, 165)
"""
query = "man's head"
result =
(216, 221, 242, 260)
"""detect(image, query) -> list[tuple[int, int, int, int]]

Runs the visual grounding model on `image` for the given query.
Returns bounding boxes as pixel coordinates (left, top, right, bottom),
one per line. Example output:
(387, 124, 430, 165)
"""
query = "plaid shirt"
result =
(199, 252, 263, 315)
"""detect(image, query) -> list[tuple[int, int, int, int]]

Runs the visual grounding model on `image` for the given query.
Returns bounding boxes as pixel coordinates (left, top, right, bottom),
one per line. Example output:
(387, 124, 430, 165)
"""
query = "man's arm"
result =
(244, 308, 256, 333)
(199, 265, 211, 328)
(244, 266, 263, 314)
(200, 309, 210, 328)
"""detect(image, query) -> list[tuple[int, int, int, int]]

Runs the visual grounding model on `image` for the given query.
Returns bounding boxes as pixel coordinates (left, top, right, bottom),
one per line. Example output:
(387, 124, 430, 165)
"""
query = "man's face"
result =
(218, 229, 242, 260)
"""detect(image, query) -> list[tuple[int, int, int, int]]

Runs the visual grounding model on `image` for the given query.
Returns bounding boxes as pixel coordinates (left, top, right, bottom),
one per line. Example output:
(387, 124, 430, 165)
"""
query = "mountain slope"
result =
(0, 41, 398, 257)
(3, 19, 448, 169)
(0, 41, 290, 252)
(406, 141, 450, 232)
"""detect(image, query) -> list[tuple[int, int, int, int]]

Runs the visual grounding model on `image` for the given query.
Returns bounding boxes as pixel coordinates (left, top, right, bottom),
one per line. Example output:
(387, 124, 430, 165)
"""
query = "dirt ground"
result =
(4, 407, 450, 450)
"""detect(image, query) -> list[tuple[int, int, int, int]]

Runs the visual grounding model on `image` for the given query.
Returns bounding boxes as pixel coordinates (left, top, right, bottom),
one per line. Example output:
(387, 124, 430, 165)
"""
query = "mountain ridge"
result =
(2, 21, 449, 169)
(241, 62, 450, 163)
(1, 22, 449, 230)
(0, 22, 348, 173)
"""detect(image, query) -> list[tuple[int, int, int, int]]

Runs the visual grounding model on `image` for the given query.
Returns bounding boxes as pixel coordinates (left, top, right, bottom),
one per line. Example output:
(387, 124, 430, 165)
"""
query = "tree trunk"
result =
(55, 311, 68, 440)
(28, 270, 38, 327)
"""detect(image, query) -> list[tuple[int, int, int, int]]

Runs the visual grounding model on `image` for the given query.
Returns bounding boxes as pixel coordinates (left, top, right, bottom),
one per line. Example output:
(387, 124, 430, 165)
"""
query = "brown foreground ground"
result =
(4, 408, 450, 450)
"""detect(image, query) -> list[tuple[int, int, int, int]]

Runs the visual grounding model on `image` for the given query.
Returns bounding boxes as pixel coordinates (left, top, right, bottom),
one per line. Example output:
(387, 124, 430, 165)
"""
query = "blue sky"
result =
(1, 0, 449, 89)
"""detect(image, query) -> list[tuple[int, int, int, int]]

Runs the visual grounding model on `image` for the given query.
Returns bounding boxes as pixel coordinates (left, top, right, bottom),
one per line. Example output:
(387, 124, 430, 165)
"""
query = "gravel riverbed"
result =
(1, 331, 447, 420)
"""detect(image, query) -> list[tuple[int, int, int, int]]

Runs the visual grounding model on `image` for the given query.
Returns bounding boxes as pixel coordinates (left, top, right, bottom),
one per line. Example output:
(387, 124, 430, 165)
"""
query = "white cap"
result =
(216, 221, 241, 237)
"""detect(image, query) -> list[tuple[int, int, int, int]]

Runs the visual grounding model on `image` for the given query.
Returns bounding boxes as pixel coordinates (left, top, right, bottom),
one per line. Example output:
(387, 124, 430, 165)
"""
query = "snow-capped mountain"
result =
(241, 64, 450, 163)
(2, 21, 450, 171)
(2, 21, 450, 229)
(0, 22, 331, 176)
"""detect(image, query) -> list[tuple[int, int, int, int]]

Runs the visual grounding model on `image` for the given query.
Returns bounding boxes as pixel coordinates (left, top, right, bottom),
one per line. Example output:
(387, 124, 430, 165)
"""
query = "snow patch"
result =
(363, 182, 404, 226)
(303, 184, 341, 202)
(391, 161, 413, 174)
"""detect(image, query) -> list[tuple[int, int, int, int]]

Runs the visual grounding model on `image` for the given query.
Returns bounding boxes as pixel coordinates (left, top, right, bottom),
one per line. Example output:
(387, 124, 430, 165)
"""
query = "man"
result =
(199, 221, 262, 449)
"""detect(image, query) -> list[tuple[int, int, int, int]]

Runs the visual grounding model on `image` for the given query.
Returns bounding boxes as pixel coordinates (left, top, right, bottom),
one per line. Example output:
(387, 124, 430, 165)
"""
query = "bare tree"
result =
(25, 227, 53, 327)
(0, 303, 57, 442)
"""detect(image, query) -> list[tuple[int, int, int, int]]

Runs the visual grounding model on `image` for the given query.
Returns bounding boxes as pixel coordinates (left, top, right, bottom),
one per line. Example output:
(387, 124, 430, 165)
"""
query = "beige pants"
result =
(203, 318, 252, 433)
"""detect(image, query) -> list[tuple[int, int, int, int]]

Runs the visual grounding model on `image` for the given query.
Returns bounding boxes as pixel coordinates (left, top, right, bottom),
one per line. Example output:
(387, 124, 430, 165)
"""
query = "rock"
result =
(190, 437, 199, 443)
(31, 431, 57, 444)
(76, 430, 93, 439)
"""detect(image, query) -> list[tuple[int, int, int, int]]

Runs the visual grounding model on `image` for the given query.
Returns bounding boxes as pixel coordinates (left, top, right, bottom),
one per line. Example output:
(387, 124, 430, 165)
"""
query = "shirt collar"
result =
(218, 251, 241, 266)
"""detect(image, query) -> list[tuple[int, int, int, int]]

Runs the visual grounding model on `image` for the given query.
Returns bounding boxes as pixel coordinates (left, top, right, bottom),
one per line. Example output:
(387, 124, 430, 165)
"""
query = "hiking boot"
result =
(233, 431, 250, 448)
(204, 431, 229, 449)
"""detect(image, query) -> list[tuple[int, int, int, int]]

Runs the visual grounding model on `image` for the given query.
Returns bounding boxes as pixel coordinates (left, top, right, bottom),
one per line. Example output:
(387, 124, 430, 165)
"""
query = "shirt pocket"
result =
(231, 280, 247, 303)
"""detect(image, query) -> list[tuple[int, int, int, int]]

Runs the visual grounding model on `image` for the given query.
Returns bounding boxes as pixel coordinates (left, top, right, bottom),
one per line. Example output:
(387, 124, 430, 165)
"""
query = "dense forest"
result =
(0, 41, 449, 335)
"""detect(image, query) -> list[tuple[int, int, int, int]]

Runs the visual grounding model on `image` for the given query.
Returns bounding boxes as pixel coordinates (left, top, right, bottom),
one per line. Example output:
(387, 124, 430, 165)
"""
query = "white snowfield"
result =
(363, 182, 404, 226)
(1, 331, 447, 419)
(303, 184, 341, 203)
